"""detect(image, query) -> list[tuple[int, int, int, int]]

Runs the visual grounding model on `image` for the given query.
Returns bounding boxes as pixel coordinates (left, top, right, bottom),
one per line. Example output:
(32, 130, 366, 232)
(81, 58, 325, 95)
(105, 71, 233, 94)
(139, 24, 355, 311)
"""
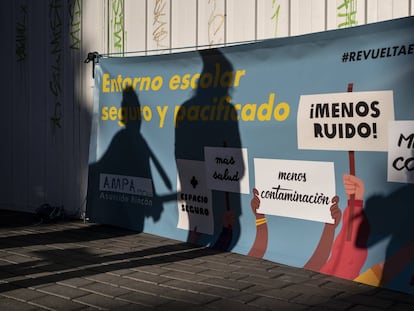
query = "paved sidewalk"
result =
(1, 211, 413, 311)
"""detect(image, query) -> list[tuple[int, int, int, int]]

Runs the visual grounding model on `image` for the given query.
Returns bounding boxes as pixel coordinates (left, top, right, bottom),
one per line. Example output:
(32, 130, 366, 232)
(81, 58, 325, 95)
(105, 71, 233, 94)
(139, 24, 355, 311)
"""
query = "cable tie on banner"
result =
(84, 52, 100, 78)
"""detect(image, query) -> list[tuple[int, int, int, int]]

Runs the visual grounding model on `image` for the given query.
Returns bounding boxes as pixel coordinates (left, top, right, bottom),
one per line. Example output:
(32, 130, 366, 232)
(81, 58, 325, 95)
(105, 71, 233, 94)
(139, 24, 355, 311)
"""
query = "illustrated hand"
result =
(343, 174, 364, 200)
(251, 188, 265, 219)
(328, 196, 342, 228)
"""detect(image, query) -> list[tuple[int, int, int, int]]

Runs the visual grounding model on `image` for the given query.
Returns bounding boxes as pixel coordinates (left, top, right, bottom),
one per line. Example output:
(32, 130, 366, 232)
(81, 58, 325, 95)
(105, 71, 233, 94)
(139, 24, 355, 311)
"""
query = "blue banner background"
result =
(88, 17, 414, 294)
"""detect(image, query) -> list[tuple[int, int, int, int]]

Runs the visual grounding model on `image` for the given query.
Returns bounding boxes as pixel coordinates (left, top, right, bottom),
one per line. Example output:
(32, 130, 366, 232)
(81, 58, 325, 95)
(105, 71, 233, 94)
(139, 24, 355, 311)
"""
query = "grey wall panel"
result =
(171, 0, 197, 52)
(124, 0, 147, 56)
(12, 0, 30, 212)
(0, 1, 14, 209)
(63, 0, 82, 217)
(226, 0, 256, 43)
(28, 1, 48, 210)
(257, 0, 290, 39)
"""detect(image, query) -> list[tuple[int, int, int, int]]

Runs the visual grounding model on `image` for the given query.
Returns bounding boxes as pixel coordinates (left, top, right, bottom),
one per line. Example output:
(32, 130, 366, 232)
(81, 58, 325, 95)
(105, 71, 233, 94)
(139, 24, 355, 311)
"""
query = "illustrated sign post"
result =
(298, 88, 394, 238)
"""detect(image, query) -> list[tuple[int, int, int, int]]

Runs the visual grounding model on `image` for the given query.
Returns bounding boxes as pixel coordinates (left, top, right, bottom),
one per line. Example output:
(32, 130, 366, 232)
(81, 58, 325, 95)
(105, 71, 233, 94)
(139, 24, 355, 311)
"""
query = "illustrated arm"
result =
(304, 196, 341, 271)
(247, 188, 268, 258)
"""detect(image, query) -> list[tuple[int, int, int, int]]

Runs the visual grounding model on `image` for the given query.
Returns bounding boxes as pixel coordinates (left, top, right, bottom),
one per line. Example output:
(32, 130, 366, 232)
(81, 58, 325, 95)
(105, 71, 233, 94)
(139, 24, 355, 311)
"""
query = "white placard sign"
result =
(297, 91, 394, 151)
(204, 147, 250, 194)
(387, 121, 414, 184)
(176, 159, 213, 234)
(254, 158, 336, 223)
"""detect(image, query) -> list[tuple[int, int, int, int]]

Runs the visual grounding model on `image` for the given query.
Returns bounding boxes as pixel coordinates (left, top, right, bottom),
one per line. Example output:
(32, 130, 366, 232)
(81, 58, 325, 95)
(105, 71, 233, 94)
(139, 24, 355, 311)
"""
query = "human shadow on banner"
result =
(175, 48, 245, 251)
(355, 152, 414, 293)
(87, 87, 173, 232)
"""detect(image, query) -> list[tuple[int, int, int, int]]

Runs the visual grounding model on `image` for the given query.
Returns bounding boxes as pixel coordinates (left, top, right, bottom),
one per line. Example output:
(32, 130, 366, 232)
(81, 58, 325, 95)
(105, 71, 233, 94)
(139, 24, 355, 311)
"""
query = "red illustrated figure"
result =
(249, 174, 370, 280)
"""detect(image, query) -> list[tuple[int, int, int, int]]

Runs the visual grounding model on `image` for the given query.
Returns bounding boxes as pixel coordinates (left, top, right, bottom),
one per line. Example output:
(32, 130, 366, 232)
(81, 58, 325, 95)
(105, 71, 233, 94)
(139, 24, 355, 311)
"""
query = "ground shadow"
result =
(0, 221, 221, 294)
(0, 222, 135, 250)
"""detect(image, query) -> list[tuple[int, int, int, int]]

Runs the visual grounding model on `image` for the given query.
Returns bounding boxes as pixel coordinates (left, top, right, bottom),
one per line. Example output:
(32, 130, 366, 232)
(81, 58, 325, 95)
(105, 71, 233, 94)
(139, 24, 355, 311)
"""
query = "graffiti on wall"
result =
(271, 0, 281, 37)
(69, 0, 81, 50)
(152, 0, 168, 50)
(337, 0, 358, 28)
(208, 0, 224, 46)
(15, 3, 28, 62)
(49, 0, 63, 130)
(111, 0, 124, 53)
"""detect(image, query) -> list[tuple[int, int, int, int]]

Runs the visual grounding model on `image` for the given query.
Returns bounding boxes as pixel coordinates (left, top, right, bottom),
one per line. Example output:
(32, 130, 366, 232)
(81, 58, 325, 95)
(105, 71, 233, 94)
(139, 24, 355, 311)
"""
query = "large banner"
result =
(87, 17, 414, 295)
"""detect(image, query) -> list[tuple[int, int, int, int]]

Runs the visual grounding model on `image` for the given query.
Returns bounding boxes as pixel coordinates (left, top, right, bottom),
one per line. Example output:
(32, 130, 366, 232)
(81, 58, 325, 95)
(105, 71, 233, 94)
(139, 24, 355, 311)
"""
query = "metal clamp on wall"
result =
(84, 52, 100, 78)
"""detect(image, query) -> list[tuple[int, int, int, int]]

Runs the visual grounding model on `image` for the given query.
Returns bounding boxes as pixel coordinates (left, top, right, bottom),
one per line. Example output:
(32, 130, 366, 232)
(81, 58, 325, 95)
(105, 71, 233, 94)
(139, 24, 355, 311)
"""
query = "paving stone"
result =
(0, 297, 39, 311)
(274, 272, 313, 284)
(190, 260, 240, 273)
(0, 254, 34, 264)
(164, 278, 258, 306)
(241, 266, 285, 279)
(153, 299, 210, 311)
(30, 294, 87, 311)
(197, 268, 240, 279)
(117, 291, 172, 307)
(129, 264, 169, 276)
(36, 283, 88, 299)
(200, 277, 253, 291)
(248, 296, 305, 310)
(124, 270, 171, 285)
(162, 261, 209, 274)
(302, 275, 332, 287)
(57, 277, 95, 288)
(285, 283, 342, 297)
(83, 272, 124, 285)
(73, 292, 133, 309)
(1, 287, 47, 301)
(337, 293, 394, 309)
(239, 274, 288, 288)
(304, 298, 356, 311)
(228, 271, 252, 280)
(201, 254, 241, 266)
(159, 287, 219, 305)
(226, 291, 261, 304)
(257, 287, 301, 301)
(106, 268, 136, 276)
(290, 292, 332, 305)
(160, 279, 222, 296)
(162, 270, 209, 282)
(107, 302, 153, 311)
(242, 283, 279, 295)
(207, 296, 273, 311)
(119, 278, 169, 295)
(81, 281, 132, 297)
